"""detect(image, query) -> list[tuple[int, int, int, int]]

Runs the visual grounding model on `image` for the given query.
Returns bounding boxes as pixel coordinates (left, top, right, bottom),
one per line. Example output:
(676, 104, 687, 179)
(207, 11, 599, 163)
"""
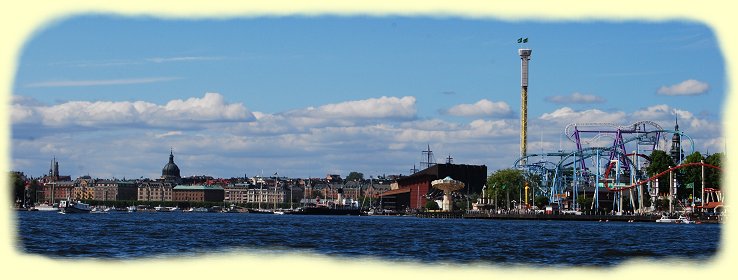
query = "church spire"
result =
(169, 148, 174, 163)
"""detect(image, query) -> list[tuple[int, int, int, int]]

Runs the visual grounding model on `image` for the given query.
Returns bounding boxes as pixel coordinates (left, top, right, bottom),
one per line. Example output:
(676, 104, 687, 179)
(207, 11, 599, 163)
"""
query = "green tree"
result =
(679, 152, 704, 200)
(534, 195, 549, 209)
(705, 152, 723, 190)
(487, 169, 525, 210)
(425, 200, 440, 210)
(576, 195, 594, 212)
(10, 172, 25, 205)
(346, 172, 364, 182)
(646, 150, 676, 195)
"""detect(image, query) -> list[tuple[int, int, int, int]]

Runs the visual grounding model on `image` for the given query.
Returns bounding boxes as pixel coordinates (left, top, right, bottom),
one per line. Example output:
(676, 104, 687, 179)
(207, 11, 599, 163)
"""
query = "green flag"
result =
(686, 182, 694, 189)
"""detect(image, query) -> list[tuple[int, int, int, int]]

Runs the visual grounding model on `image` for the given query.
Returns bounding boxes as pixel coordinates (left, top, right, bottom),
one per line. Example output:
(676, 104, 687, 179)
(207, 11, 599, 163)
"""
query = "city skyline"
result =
(11, 16, 725, 179)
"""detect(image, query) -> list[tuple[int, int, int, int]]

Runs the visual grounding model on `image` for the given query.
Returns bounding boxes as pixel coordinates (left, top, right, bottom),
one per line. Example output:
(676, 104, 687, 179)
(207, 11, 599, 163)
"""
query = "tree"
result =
(576, 195, 593, 212)
(10, 172, 25, 205)
(346, 172, 364, 182)
(425, 200, 440, 210)
(705, 152, 723, 190)
(534, 195, 549, 209)
(487, 169, 525, 210)
(679, 152, 704, 200)
(646, 150, 676, 195)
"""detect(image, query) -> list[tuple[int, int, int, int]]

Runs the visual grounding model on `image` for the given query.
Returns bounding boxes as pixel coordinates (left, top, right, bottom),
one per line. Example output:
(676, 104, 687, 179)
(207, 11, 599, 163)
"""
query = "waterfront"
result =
(15, 211, 720, 266)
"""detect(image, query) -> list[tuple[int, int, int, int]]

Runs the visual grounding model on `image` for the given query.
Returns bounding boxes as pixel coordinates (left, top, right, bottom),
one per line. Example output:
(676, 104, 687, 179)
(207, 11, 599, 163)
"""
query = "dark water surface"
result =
(15, 211, 721, 266)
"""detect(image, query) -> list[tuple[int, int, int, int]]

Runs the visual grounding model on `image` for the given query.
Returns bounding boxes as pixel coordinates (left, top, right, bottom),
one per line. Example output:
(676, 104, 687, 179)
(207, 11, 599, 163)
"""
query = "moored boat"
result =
(58, 200, 91, 214)
(33, 203, 59, 212)
(656, 215, 695, 224)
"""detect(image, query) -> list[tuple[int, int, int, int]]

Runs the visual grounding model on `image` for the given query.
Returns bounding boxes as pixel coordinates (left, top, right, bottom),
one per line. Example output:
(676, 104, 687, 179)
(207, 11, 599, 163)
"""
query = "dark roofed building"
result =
(380, 163, 487, 211)
(162, 149, 181, 183)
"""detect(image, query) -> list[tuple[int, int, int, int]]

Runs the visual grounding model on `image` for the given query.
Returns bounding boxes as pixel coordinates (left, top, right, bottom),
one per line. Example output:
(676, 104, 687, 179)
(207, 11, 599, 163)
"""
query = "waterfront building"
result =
(41, 180, 75, 203)
(173, 185, 224, 202)
(138, 181, 174, 201)
(72, 176, 95, 201)
(39, 157, 74, 202)
(93, 180, 138, 201)
(223, 182, 291, 206)
(379, 163, 487, 211)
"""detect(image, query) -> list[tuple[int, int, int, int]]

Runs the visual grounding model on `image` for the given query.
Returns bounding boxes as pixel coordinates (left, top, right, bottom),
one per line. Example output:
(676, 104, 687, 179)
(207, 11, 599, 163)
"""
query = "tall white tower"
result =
(519, 48, 532, 164)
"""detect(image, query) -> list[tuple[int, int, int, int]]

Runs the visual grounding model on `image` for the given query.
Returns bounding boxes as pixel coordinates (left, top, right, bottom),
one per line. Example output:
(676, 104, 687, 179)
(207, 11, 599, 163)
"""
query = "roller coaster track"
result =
(564, 121, 664, 143)
(602, 162, 722, 192)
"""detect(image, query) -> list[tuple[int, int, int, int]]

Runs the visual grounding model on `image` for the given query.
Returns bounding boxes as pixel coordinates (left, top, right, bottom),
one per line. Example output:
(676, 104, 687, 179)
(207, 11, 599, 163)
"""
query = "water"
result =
(15, 211, 721, 266)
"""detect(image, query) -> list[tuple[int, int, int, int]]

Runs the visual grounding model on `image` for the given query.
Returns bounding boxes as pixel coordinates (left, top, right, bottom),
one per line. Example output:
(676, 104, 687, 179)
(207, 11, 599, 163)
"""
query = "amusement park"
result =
(418, 45, 725, 223)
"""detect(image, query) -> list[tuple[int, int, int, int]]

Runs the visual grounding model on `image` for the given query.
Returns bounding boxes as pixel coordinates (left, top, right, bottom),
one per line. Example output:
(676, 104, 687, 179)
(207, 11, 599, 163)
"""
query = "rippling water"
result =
(15, 211, 721, 266)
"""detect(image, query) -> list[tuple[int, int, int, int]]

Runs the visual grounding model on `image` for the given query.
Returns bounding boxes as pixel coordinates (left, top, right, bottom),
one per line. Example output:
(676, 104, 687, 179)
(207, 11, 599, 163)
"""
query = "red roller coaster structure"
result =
(602, 161, 722, 192)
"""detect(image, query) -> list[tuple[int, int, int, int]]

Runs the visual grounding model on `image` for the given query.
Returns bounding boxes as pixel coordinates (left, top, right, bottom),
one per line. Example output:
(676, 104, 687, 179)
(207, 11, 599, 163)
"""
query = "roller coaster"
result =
(512, 120, 719, 214)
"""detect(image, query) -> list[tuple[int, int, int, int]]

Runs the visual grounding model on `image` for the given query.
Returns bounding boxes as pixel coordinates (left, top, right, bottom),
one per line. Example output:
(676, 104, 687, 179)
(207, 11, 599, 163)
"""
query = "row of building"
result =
(26, 150, 489, 211)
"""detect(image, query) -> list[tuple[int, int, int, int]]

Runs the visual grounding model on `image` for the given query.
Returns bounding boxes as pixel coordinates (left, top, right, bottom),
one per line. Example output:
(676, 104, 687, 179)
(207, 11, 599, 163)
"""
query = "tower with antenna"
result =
(518, 39, 532, 165)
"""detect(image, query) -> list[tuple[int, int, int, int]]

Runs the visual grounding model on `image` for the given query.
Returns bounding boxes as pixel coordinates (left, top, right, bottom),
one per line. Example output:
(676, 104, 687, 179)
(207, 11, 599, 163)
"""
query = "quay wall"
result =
(417, 211, 660, 222)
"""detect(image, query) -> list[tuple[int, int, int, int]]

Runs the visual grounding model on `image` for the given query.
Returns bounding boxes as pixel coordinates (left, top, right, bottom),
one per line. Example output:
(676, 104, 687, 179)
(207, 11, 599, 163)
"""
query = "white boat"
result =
(656, 215, 695, 224)
(154, 205, 171, 212)
(34, 203, 59, 212)
(58, 200, 91, 214)
(187, 207, 209, 212)
(126, 205, 137, 212)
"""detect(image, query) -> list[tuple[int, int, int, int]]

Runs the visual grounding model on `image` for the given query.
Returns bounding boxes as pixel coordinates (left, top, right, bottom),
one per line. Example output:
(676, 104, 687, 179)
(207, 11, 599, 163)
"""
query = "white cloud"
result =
(657, 79, 709, 96)
(290, 96, 416, 120)
(539, 107, 626, 124)
(155, 131, 183, 138)
(443, 99, 512, 117)
(11, 92, 254, 129)
(544, 92, 606, 104)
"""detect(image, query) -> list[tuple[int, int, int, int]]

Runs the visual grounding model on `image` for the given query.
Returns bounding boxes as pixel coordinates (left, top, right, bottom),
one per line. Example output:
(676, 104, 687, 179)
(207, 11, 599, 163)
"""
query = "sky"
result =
(10, 15, 726, 180)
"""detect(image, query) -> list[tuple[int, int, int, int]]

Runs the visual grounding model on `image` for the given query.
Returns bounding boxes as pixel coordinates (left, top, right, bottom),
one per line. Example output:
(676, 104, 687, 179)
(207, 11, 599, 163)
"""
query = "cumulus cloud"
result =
(544, 92, 606, 104)
(657, 79, 709, 96)
(539, 107, 626, 124)
(254, 96, 418, 129)
(11, 92, 254, 129)
(294, 96, 416, 119)
(443, 99, 512, 117)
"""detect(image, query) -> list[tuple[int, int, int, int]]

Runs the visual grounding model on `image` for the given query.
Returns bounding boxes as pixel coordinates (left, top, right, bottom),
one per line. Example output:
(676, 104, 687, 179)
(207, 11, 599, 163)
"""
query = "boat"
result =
(245, 208, 273, 214)
(656, 215, 695, 224)
(33, 203, 59, 212)
(154, 205, 171, 212)
(58, 200, 91, 214)
(126, 205, 137, 213)
(288, 205, 362, 216)
(187, 207, 209, 213)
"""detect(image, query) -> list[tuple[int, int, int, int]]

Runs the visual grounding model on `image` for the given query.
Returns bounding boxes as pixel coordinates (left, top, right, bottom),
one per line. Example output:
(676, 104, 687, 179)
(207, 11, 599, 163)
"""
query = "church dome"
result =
(162, 150, 181, 179)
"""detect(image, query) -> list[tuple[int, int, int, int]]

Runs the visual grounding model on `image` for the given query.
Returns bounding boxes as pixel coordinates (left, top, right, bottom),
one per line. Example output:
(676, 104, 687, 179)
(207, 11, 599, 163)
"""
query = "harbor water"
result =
(14, 211, 721, 266)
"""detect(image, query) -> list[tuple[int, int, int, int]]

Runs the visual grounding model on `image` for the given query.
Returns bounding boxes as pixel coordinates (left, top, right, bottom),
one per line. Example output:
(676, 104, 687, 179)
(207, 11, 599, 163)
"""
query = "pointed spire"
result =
(169, 147, 175, 163)
(674, 114, 679, 131)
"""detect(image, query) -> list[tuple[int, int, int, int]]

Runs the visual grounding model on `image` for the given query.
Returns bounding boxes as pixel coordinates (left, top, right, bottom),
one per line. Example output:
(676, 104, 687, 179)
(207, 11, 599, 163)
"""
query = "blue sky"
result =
(11, 16, 725, 179)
